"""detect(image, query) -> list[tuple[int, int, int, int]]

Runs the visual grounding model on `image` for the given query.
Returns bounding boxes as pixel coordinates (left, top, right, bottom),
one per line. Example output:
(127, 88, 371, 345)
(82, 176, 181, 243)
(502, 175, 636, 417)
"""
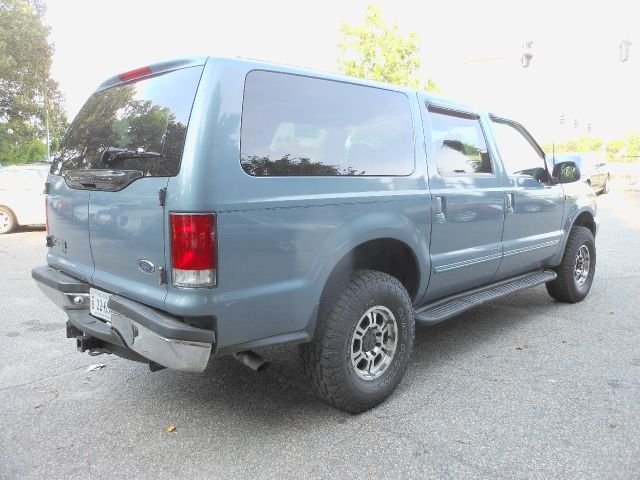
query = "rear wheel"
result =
(302, 270, 414, 413)
(601, 176, 610, 194)
(0, 207, 17, 234)
(546, 226, 596, 303)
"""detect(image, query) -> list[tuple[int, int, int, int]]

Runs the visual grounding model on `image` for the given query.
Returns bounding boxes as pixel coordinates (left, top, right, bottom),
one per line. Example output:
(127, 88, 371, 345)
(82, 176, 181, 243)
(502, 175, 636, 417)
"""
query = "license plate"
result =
(90, 288, 112, 322)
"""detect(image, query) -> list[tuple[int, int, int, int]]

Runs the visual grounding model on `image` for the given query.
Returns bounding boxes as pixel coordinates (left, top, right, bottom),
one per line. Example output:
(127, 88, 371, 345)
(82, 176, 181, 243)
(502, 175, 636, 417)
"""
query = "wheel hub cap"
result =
(574, 244, 591, 286)
(0, 211, 10, 230)
(350, 305, 398, 381)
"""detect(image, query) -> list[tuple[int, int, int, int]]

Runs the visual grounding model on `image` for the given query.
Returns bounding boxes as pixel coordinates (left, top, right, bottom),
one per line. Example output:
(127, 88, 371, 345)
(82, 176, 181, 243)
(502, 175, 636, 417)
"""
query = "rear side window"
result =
(429, 109, 492, 175)
(52, 66, 203, 177)
(240, 71, 414, 176)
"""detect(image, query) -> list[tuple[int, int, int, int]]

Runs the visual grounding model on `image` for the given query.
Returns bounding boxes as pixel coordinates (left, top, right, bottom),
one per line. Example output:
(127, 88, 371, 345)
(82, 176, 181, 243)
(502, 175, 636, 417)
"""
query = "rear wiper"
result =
(102, 146, 164, 164)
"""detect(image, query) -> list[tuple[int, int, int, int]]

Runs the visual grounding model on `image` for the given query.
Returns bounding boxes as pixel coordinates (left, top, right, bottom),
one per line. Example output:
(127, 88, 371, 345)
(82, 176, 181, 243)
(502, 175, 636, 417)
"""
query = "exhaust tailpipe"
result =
(233, 350, 270, 372)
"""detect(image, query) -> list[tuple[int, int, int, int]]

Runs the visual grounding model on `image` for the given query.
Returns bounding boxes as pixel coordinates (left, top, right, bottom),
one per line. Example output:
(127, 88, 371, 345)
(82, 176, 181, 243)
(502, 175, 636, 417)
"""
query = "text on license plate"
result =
(90, 288, 112, 321)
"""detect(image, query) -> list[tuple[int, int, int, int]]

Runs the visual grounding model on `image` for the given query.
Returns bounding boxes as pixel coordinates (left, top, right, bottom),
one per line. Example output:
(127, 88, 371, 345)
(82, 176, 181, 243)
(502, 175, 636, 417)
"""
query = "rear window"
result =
(51, 66, 203, 177)
(240, 71, 414, 176)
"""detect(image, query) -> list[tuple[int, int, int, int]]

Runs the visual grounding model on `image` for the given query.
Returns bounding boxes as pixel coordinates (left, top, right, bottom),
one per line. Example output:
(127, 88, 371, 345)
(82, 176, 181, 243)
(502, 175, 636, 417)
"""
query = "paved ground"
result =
(1, 192, 639, 480)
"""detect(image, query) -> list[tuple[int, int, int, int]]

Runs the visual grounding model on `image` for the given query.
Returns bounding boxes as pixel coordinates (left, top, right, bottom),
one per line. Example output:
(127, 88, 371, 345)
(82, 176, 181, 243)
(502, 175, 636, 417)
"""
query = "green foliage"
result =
(543, 132, 640, 163)
(605, 139, 626, 162)
(542, 136, 603, 155)
(0, 0, 68, 165)
(0, 123, 45, 163)
(624, 131, 640, 160)
(338, 5, 440, 92)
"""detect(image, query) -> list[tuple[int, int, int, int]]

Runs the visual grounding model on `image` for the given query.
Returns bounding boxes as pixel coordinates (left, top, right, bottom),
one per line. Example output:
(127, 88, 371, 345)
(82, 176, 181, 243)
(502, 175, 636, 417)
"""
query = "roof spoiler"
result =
(96, 56, 208, 92)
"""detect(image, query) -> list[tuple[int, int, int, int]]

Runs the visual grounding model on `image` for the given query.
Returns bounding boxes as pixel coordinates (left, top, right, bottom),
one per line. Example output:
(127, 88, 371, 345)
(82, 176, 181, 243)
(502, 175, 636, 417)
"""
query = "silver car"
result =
(0, 163, 49, 234)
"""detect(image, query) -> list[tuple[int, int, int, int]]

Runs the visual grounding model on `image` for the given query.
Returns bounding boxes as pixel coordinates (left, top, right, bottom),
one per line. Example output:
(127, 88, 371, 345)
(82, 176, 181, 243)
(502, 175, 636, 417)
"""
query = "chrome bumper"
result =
(32, 266, 214, 373)
(110, 312, 211, 373)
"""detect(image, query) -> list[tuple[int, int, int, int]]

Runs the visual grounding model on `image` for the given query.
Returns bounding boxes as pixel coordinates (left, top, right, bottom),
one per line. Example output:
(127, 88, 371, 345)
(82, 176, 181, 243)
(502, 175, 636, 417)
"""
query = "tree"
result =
(624, 131, 640, 160)
(542, 136, 603, 155)
(542, 132, 640, 162)
(0, 0, 67, 165)
(338, 5, 440, 92)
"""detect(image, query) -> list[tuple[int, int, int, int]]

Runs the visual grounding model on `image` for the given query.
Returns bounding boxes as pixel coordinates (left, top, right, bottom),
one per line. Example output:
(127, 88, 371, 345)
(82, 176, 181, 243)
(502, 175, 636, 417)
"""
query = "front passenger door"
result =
(490, 117, 564, 279)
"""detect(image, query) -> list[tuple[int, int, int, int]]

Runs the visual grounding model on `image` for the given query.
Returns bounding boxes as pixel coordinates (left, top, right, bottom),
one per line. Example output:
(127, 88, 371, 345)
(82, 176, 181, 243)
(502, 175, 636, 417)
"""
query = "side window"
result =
(491, 121, 548, 182)
(428, 109, 492, 175)
(240, 71, 414, 176)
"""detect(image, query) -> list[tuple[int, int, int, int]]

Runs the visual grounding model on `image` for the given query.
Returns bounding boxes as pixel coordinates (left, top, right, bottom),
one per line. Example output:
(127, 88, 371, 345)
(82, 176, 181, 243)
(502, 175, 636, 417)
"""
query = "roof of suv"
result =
(96, 56, 478, 114)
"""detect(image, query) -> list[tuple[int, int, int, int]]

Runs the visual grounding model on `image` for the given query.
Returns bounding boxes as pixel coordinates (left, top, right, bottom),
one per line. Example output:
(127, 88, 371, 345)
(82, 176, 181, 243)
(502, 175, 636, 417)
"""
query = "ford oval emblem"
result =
(137, 259, 155, 274)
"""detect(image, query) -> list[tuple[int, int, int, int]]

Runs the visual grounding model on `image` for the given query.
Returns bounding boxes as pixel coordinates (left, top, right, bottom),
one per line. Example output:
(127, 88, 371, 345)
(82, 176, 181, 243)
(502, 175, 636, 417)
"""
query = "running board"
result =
(414, 270, 557, 326)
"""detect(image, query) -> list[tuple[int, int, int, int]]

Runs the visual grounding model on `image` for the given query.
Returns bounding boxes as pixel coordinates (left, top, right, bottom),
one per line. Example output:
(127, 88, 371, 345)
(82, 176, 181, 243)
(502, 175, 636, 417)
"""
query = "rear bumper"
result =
(31, 266, 214, 372)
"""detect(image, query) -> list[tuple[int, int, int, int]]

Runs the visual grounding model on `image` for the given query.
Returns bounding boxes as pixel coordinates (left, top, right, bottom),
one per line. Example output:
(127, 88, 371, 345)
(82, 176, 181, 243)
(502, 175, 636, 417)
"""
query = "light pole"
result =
(43, 86, 50, 162)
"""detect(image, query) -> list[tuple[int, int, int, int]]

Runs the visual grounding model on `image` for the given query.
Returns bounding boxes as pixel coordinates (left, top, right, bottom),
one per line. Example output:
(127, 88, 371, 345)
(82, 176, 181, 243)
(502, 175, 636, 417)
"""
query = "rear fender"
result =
(310, 210, 431, 310)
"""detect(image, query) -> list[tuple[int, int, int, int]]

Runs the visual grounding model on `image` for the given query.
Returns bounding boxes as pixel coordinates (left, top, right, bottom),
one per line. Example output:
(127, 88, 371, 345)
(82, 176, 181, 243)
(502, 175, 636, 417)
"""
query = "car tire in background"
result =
(0, 206, 17, 234)
(601, 176, 610, 194)
(302, 269, 415, 413)
(546, 226, 596, 303)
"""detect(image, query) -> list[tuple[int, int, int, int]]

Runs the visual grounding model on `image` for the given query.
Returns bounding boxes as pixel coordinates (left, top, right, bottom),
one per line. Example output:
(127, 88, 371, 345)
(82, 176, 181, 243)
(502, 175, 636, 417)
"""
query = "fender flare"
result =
(551, 205, 597, 266)
(308, 210, 431, 310)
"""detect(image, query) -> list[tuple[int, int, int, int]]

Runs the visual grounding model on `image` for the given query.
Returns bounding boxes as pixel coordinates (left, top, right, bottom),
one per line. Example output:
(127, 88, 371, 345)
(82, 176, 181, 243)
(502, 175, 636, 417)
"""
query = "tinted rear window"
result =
(51, 66, 203, 177)
(240, 71, 414, 176)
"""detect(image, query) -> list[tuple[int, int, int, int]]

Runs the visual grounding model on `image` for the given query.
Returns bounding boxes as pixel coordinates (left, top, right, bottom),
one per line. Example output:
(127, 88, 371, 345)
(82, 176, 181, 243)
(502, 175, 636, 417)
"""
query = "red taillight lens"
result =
(170, 213, 217, 287)
(118, 66, 152, 82)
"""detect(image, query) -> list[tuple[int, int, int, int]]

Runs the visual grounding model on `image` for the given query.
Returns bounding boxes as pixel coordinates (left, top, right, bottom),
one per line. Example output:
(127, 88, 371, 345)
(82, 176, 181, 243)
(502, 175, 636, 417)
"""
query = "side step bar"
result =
(414, 270, 557, 326)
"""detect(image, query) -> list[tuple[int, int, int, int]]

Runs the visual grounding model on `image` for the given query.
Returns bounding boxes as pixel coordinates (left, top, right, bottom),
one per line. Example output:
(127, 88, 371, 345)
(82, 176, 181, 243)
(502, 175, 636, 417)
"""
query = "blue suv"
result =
(32, 57, 597, 412)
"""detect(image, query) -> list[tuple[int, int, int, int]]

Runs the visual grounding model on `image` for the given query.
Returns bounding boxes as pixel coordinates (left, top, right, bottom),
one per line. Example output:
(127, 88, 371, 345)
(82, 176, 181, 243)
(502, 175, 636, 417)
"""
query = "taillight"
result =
(170, 213, 217, 288)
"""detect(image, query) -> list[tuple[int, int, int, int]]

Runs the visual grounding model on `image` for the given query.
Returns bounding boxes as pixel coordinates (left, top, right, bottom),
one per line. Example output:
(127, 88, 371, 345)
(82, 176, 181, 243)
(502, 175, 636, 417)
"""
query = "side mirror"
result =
(553, 161, 581, 184)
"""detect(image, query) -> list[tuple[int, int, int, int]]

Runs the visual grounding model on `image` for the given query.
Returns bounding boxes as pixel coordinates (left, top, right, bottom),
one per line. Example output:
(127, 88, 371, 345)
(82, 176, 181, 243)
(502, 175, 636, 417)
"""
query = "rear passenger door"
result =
(421, 105, 505, 302)
(489, 117, 564, 279)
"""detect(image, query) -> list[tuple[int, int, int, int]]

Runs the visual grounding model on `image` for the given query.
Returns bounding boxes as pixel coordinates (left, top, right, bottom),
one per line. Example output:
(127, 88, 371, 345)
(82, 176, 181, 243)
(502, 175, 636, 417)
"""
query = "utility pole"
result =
(44, 86, 50, 162)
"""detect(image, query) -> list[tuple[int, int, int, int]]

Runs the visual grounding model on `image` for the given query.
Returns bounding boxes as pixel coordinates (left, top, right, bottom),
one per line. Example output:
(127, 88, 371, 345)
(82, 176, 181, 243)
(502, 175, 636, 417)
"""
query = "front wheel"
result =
(546, 226, 596, 303)
(302, 270, 415, 413)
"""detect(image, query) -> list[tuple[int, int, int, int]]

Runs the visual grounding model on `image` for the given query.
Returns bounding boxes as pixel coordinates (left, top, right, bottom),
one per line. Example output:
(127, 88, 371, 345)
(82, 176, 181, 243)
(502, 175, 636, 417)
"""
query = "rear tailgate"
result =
(48, 60, 205, 308)
(46, 176, 93, 283)
(89, 178, 168, 308)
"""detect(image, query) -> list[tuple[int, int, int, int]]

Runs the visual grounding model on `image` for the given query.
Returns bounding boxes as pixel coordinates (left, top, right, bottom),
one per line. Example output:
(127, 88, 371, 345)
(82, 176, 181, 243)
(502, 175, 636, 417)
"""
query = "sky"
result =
(44, 0, 639, 145)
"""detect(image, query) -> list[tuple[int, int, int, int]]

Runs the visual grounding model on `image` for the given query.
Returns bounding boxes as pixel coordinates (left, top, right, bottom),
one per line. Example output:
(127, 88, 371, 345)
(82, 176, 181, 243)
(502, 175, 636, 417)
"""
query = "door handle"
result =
(435, 195, 446, 223)
(506, 193, 515, 214)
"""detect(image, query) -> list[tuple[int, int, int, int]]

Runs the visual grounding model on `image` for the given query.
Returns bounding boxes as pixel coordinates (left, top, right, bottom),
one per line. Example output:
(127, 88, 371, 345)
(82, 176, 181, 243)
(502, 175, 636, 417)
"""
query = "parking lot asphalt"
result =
(1, 191, 639, 480)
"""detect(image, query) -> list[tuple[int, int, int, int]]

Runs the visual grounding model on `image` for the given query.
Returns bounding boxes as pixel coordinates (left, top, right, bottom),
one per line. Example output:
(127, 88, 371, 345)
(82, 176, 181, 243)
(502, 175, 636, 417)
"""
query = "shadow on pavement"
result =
(134, 286, 559, 424)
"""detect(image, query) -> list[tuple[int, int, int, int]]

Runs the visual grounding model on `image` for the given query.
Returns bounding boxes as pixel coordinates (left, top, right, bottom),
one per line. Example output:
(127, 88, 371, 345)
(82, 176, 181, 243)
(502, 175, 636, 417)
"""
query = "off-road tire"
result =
(0, 206, 17, 235)
(302, 269, 414, 413)
(546, 226, 596, 303)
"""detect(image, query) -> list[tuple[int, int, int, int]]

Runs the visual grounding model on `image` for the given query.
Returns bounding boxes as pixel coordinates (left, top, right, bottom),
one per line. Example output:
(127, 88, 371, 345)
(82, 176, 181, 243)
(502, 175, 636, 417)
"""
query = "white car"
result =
(0, 163, 50, 234)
